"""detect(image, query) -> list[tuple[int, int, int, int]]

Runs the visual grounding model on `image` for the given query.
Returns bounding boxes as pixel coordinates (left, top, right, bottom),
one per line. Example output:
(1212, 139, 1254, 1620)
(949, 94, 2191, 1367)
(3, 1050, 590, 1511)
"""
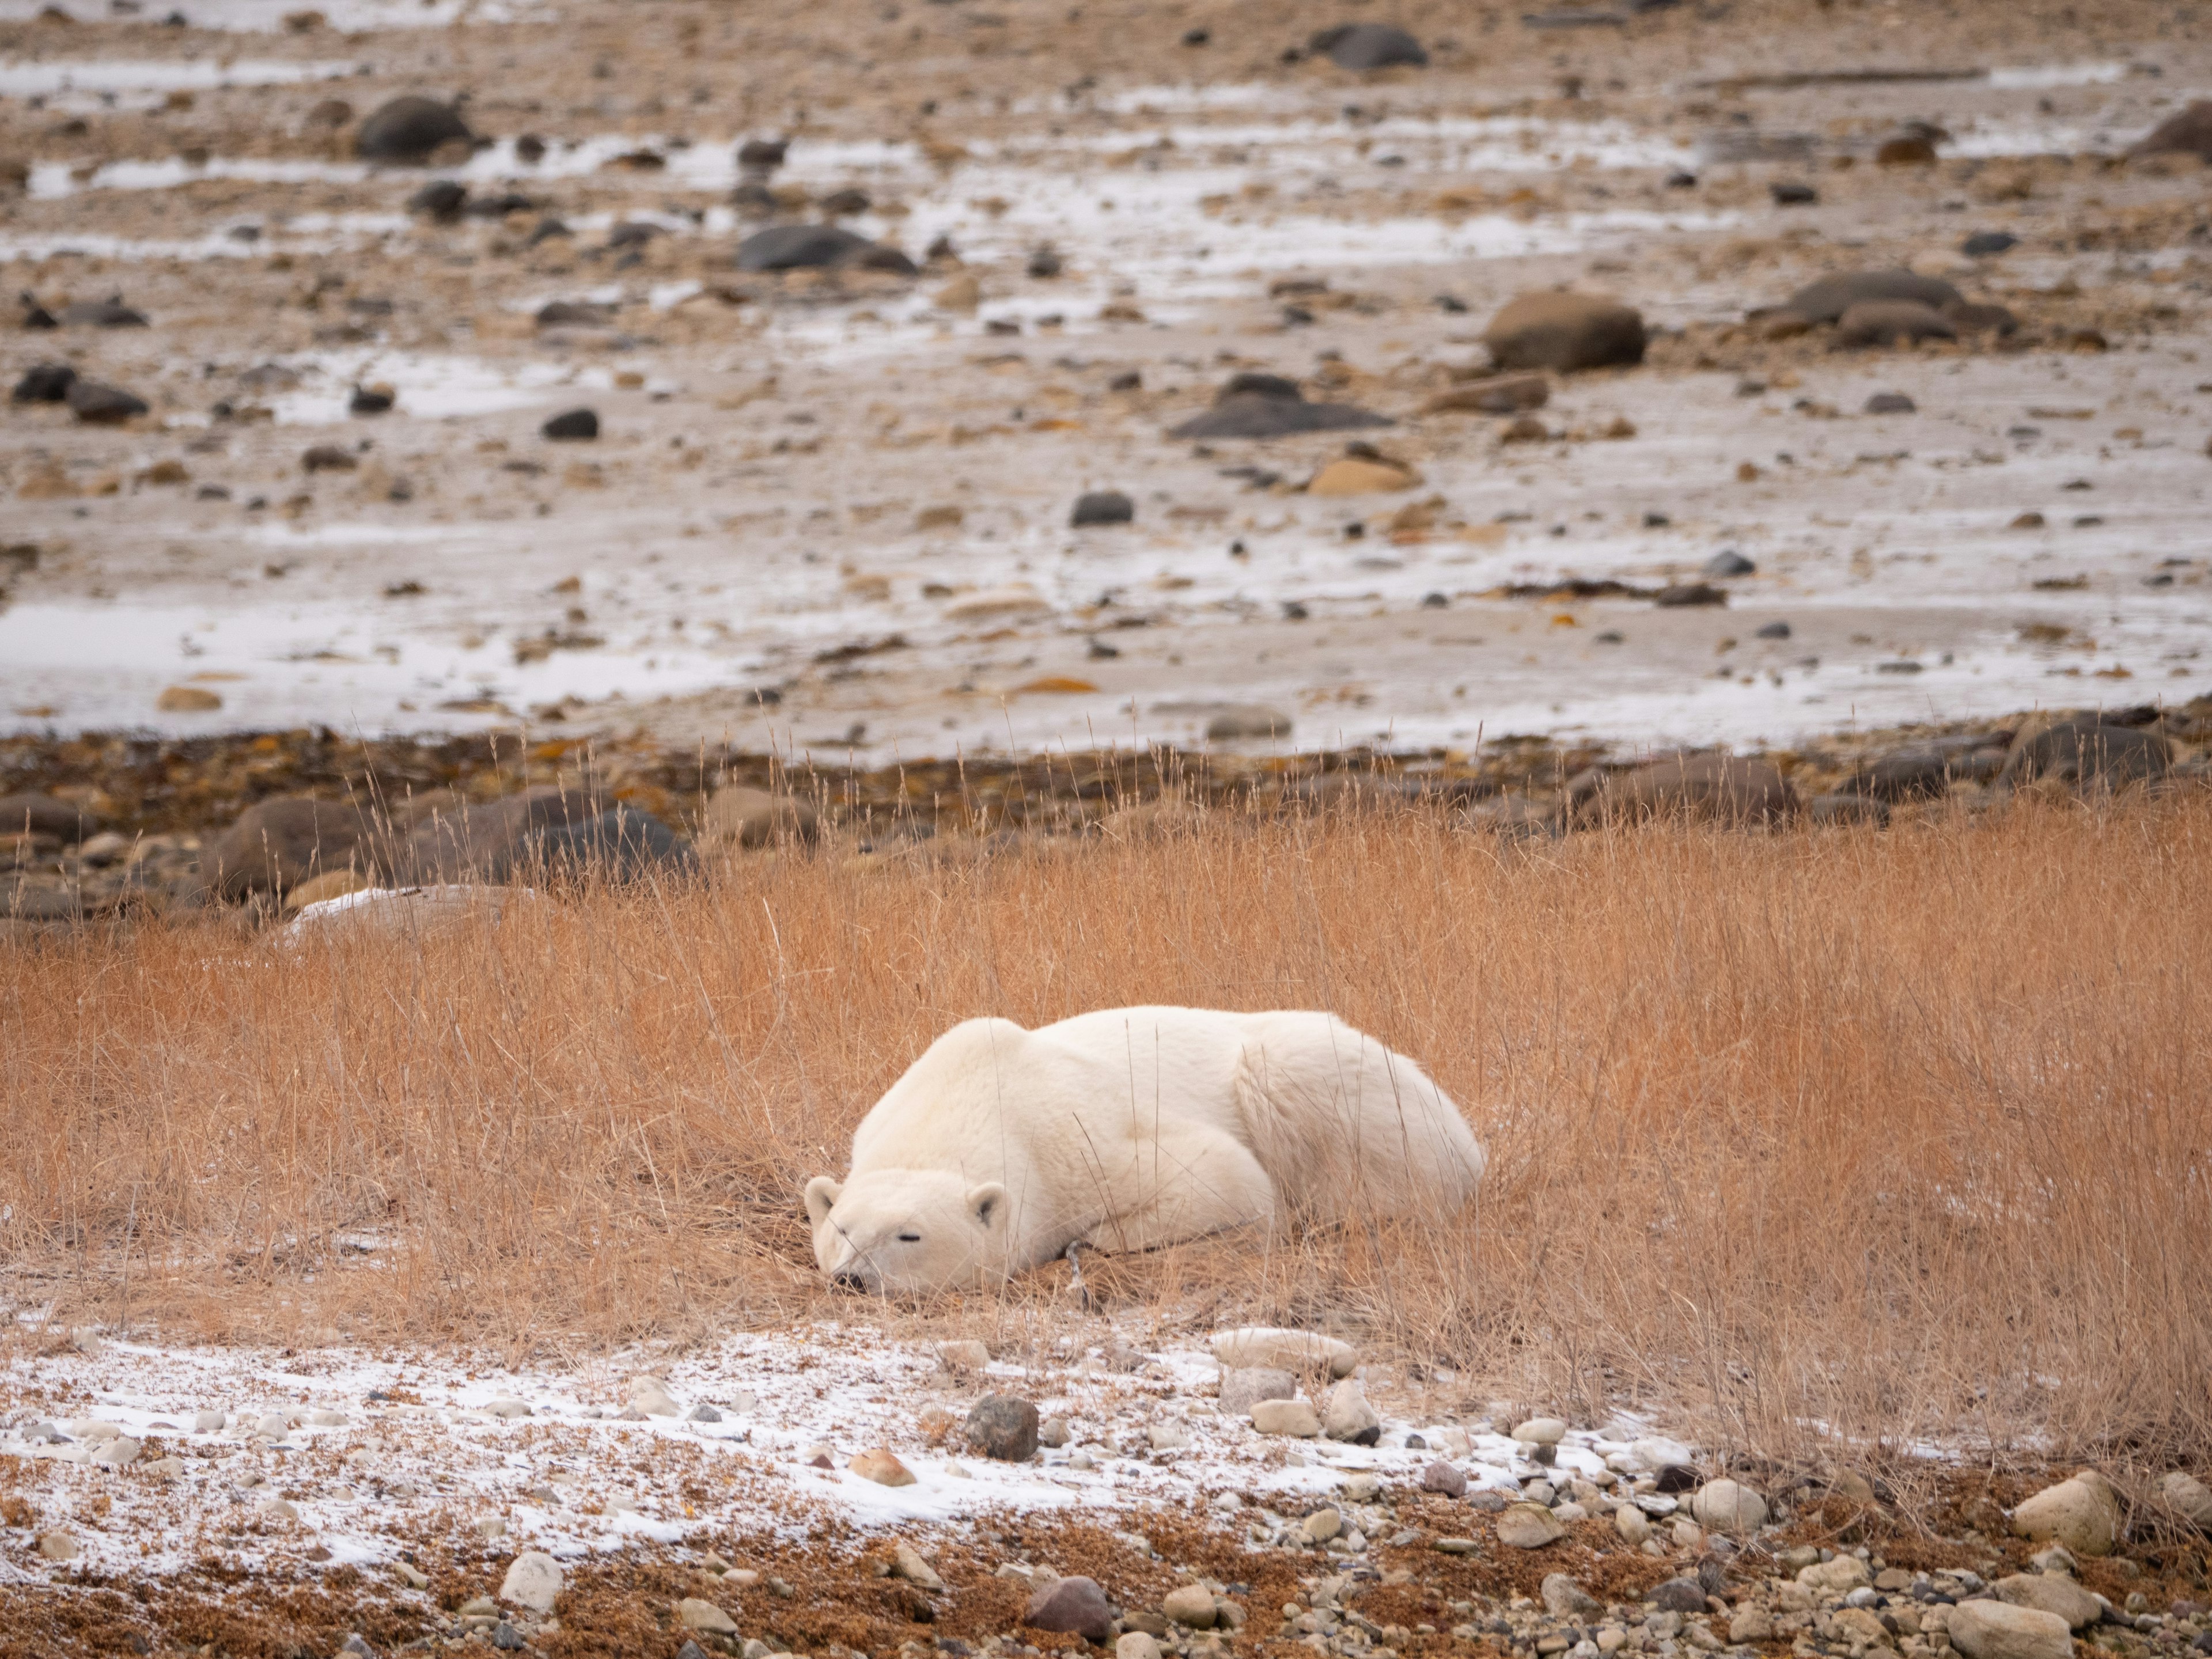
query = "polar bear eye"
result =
(897, 1232, 921, 1243)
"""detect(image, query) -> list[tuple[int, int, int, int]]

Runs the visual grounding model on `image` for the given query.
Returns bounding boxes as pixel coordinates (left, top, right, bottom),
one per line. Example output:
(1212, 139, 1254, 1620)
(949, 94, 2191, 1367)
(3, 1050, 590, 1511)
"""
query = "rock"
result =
(1945, 300, 2019, 336)
(680, 1599, 740, 1635)
(1702, 551, 1756, 577)
(199, 796, 377, 902)
(1302, 1507, 1344, 1544)
(2130, 100, 2212, 161)
(1250, 1399, 1323, 1437)
(1218, 1367, 1297, 1415)
(67, 380, 148, 423)
(2010, 1472, 2122, 1556)
(1038, 1417, 1070, 1448)
(1730, 1607, 1774, 1643)
(1147, 1422, 1191, 1452)
(850, 1448, 917, 1486)
(1812, 793, 1889, 828)
(301, 444, 357, 474)
(1963, 230, 2018, 257)
(1998, 722, 2171, 797)
(965, 1395, 1041, 1461)
(396, 787, 693, 885)
(1835, 300, 1956, 349)
(1308, 457, 1415, 494)
(1171, 374, 1392, 439)
(1947, 1600, 2074, 1659)
(944, 584, 1055, 621)
(1025, 1575, 1113, 1643)
(473, 1515, 507, 1539)
(1995, 1573, 2101, 1630)
(542, 407, 598, 441)
(1119, 1634, 1163, 1659)
(12, 362, 77, 402)
(0, 793, 94, 841)
(892, 1539, 944, 1589)
(407, 178, 467, 220)
(1571, 754, 1800, 828)
(1783, 270, 1963, 323)
(1496, 1502, 1567, 1548)
(1312, 21, 1427, 69)
(627, 1376, 680, 1416)
(1651, 1578, 1706, 1613)
(1877, 134, 1938, 165)
(685, 1404, 722, 1422)
(1799, 1556, 1872, 1593)
(1071, 490, 1135, 527)
(192, 1410, 226, 1431)
(736, 224, 916, 276)
(1422, 1460, 1469, 1497)
(935, 1339, 992, 1374)
(1423, 372, 1549, 416)
(59, 297, 149, 327)
(1690, 1479, 1768, 1533)
(1213, 1327, 1357, 1375)
(1831, 1608, 1891, 1647)
(1322, 1380, 1381, 1444)
(1844, 743, 1991, 802)
(356, 95, 472, 163)
(90, 1436, 142, 1466)
(934, 272, 983, 312)
(483, 1399, 532, 1419)
(1205, 705, 1293, 742)
(1543, 1574, 1601, 1619)
(1865, 392, 1916, 414)
(1653, 582, 1727, 607)
(501, 1551, 563, 1613)
(260, 1497, 300, 1522)
(1483, 291, 1644, 373)
(704, 786, 818, 849)
(1164, 1585, 1219, 1626)
(1513, 1418, 1568, 1445)
(2159, 1471, 2212, 1527)
(37, 1529, 78, 1560)
(1614, 1504, 1652, 1544)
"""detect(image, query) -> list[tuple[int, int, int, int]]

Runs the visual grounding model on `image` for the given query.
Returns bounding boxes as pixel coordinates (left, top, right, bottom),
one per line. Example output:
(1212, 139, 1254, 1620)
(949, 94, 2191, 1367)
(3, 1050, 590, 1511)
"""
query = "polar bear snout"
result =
(803, 1168, 1011, 1294)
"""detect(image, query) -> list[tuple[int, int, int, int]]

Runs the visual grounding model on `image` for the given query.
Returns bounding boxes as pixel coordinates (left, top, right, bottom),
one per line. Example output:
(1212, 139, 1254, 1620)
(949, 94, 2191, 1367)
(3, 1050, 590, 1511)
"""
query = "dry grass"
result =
(2, 796, 2207, 1469)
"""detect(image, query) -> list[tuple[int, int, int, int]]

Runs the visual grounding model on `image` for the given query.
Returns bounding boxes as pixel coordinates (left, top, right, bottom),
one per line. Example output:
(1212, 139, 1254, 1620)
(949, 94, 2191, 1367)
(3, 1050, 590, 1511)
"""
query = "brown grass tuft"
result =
(2, 797, 2207, 1468)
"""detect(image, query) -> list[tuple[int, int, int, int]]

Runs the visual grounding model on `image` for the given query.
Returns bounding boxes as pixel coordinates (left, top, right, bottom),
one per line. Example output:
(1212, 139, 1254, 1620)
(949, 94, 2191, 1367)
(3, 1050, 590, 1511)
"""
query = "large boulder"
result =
(1571, 754, 1800, 828)
(1997, 720, 2171, 795)
(1945, 1601, 2073, 1659)
(199, 796, 380, 902)
(1025, 1577, 1113, 1643)
(2130, 100, 2212, 160)
(2010, 1471, 2122, 1556)
(736, 224, 917, 276)
(1834, 300, 1956, 349)
(67, 380, 147, 424)
(1483, 292, 1645, 373)
(395, 787, 693, 885)
(1993, 1573, 2101, 1631)
(1779, 270, 1963, 324)
(1169, 373, 1392, 440)
(12, 362, 77, 403)
(355, 95, 472, 163)
(1310, 22, 1427, 69)
(0, 793, 97, 842)
(2159, 1470, 2212, 1528)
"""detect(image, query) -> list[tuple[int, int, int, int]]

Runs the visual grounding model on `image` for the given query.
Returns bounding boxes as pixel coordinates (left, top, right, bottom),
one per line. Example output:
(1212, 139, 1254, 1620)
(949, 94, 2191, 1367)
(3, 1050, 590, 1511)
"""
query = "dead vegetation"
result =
(2, 795, 2207, 1468)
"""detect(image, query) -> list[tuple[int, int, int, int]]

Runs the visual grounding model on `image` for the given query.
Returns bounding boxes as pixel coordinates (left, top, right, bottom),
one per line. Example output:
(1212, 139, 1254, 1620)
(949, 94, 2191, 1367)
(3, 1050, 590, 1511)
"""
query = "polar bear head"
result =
(804, 1169, 1010, 1293)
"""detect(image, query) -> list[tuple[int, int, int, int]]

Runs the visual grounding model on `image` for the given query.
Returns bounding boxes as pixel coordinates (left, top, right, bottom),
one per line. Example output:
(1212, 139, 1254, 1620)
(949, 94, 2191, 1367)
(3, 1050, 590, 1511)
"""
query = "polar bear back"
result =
(846, 1005, 1482, 1239)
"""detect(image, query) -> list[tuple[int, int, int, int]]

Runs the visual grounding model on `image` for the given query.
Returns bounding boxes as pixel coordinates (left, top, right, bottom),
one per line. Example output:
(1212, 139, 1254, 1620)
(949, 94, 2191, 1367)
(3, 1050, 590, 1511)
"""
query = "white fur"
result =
(804, 1005, 1485, 1293)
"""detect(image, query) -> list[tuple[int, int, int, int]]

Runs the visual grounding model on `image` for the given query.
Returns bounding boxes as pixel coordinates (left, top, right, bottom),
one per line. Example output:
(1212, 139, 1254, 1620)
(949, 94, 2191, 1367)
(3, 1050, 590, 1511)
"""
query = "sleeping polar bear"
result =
(804, 1005, 1484, 1294)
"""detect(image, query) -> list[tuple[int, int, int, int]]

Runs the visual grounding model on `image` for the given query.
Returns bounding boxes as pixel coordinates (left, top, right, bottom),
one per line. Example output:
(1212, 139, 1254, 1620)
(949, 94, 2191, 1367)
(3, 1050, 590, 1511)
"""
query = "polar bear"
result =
(803, 1005, 1484, 1294)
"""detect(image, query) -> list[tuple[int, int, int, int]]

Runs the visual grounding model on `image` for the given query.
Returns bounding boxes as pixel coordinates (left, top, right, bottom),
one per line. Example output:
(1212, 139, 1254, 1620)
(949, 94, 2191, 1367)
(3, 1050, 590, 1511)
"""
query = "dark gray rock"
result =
(1071, 490, 1135, 527)
(11, 362, 76, 403)
(965, 1394, 1041, 1461)
(738, 137, 789, 169)
(1770, 180, 1818, 204)
(607, 221, 660, 248)
(1782, 270, 1963, 324)
(356, 95, 472, 163)
(1653, 582, 1726, 607)
(0, 793, 96, 842)
(535, 299, 611, 328)
(2130, 100, 2212, 161)
(1834, 300, 1955, 349)
(1650, 1578, 1707, 1613)
(302, 444, 358, 472)
(1703, 550, 1756, 578)
(1810, 793, 1890, 828)
(1865, 391, 1916, 414)
(1755, 620, 1791, 639)
(66, 380, 147, 424)
(1024, 1576, 1113, 1643)
(199, 796, 380, 902)
(1422, 1460, 1468, 1498)
(1571, 754, 1800, 829)
(406, 179, 467, 220)
(1998, 720, 2172, 794)
(1310, 22, 1427, 69)
(541, 407, 599, 441)
(58, 297, 147, 327)
(1961, 230, 2018, 258)
(521, 808, 695, 884)
(1170, 373, 1393, 440)
(736, 224, 916, 275)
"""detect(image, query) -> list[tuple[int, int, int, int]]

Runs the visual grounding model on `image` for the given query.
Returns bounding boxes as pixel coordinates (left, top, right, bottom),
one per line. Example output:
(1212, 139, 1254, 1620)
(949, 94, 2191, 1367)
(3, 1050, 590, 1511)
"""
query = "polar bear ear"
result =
(967, 1182, 1009, 1232)
(804, 1176, 843, 1227)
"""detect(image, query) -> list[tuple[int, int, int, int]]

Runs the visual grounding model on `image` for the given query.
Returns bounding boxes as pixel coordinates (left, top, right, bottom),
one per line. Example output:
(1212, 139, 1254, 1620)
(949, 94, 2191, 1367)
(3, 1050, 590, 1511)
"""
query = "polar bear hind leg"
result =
(1079, 1120, 1277, 1255)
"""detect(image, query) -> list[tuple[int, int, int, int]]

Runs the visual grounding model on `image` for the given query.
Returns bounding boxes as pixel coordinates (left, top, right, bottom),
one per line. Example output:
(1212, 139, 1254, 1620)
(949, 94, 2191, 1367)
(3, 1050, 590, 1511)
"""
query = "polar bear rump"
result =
(804, 1006, 1484, 1293)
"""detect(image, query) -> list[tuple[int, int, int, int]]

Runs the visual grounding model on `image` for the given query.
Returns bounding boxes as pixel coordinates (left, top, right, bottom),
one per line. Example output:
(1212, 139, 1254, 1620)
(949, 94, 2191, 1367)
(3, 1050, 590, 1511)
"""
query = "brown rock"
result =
(200, 796, 378, 902)
(1483, 291, 1645, 373)
(1834, 301, 1956, 349)
(2130, 100, 2212, 161)
(1876, 135, 1937, 166)
(1421, 1459, 1468, 1497)
(0, 793, 96, 843)
(1025, 1575, 1114, 1642)
(1309, 457, 1416, 495)
(848, 1448, 917, 1487)
(1423, 373, 1550, 416)
(1998, 721, 2171, 796)
(704, 785, 818, 849)
(1781, 270, 1963, 324)
(964, 1395, 1040, 1461)
(1571, 754, 1801, 829)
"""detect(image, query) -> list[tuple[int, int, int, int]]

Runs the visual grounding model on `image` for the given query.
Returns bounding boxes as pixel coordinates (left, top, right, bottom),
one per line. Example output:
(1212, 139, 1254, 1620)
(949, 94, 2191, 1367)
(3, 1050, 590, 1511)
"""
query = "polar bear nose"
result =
(832, 1268, 869, 1292)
